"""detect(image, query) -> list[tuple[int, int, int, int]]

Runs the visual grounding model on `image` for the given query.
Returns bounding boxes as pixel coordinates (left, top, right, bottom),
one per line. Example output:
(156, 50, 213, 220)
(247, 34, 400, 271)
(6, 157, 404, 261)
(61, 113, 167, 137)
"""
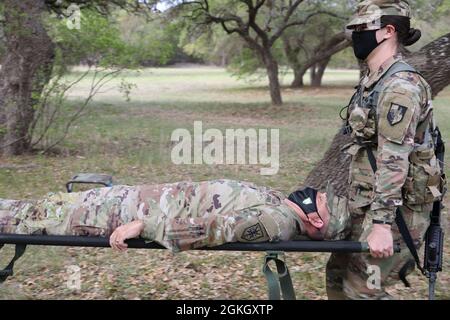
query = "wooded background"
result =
(1, 0, 449, 195)
(0, 0, 449, 300)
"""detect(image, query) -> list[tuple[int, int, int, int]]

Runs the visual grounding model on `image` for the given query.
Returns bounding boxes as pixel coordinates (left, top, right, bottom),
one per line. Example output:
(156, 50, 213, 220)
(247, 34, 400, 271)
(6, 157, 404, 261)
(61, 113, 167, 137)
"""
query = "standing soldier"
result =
(326, 0, 445, 299)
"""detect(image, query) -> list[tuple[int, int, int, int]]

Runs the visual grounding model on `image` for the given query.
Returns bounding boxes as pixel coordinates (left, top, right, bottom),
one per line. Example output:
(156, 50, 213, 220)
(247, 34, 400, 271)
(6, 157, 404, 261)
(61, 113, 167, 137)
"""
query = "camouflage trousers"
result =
(0, 179, 300, 252)
(325, 202, 431, 300)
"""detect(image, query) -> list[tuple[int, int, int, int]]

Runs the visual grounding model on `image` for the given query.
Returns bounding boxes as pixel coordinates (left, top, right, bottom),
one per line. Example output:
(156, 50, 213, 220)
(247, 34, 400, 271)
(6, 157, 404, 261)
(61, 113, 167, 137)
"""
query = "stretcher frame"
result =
(0, 234, 401, 300)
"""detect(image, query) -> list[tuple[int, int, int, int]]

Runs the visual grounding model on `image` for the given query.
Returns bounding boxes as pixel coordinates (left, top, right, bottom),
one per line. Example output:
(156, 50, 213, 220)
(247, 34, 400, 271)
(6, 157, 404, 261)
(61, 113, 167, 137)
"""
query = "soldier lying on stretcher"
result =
(0, 179, 350, 253)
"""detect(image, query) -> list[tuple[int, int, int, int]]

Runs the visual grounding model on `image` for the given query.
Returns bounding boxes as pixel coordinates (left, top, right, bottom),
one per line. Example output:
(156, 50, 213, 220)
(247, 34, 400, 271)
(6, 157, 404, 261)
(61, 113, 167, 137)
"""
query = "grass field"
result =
(0, 66, 449, 300)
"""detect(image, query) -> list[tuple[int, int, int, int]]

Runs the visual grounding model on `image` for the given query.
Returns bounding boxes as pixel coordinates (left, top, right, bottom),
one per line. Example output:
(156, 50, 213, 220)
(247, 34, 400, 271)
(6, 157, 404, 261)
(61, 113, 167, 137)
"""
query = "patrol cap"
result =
(346, 0, 412, 30)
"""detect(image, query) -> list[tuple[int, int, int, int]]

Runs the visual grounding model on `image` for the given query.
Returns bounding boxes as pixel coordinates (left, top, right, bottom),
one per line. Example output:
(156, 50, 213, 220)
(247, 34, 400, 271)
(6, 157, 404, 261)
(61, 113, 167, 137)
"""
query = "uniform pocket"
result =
(160, 217, 209, 252)
(404, 160, 442, 205)
(348, 147, 375, 211)
(69, 204, 111, 236)
(348, 106, 369, 132)
(348, 106, 376, 140)
(164, 217, 206, 240)
(258, 211, 283, 241)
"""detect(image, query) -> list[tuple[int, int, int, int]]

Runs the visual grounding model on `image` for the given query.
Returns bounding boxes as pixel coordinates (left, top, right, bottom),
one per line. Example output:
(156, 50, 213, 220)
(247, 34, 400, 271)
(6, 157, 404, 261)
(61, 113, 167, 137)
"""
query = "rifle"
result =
(424, 126, 446, 300)
(361, 123, 446, 300)
(424, 201, 444, 300)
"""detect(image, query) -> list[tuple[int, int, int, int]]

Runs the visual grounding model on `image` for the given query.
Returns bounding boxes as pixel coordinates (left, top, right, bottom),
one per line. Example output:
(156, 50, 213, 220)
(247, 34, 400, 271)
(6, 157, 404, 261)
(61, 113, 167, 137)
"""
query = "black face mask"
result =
(288, 187, 319, 215)
(351, 30, 386, 61)
(288, 187, 325, 234)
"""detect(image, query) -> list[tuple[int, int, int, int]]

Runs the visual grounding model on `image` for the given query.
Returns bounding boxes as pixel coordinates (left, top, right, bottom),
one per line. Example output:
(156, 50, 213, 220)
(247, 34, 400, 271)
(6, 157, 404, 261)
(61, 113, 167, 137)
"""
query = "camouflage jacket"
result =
(345, 55, 441, 224)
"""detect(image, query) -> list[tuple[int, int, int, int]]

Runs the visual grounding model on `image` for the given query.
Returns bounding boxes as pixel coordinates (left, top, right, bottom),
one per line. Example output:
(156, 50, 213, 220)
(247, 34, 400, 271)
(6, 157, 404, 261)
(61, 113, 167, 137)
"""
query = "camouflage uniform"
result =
(0, 179, 350, 253)
(327, 0, 444, 300)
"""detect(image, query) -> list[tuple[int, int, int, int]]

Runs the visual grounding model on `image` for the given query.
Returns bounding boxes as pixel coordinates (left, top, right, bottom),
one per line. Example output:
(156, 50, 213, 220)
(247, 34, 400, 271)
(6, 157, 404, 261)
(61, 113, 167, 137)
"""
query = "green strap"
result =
(0, 244, 27, 283)
(262, 251, 296, 300)
(368, 61, 420, 111)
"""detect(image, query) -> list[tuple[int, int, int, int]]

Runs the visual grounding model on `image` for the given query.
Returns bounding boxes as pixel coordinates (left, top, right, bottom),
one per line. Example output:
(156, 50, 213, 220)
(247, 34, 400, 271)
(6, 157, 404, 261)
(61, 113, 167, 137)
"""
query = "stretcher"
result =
(0, 173, 401, 300)
(0, 234, 400, 300)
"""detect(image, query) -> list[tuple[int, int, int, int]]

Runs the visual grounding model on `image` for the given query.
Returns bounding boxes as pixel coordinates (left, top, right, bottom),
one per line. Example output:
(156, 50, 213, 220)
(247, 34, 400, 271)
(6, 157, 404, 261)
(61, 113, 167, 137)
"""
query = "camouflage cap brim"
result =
(346, 0, 412, 30)
(346, 15, 382, 30)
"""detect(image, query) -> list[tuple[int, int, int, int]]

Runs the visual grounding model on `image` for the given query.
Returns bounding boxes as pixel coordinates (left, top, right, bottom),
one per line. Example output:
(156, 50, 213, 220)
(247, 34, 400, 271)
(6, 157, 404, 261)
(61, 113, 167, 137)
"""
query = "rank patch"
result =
(241, 223, 264, 241)
(387, 103, 408, 126)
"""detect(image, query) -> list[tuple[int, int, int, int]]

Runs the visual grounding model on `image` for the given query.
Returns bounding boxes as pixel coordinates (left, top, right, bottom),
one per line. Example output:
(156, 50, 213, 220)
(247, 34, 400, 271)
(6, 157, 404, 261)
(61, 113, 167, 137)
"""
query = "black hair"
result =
(381, 15, 421, 46)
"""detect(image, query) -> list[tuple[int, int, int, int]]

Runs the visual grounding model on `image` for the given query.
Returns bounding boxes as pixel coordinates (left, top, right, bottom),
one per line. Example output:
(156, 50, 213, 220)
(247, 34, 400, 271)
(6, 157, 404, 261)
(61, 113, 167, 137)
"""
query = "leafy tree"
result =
(29, 9, 139, 153)
(117, 11, 180, 66)
(170, 0, 342, 106)
(281, 0, 446, 88)
(0, 0, 157, 156)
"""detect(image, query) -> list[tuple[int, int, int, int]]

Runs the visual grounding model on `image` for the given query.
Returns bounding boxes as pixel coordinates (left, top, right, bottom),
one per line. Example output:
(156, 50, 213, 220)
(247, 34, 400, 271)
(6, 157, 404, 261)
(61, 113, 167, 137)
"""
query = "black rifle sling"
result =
(365, 147, 425, 276)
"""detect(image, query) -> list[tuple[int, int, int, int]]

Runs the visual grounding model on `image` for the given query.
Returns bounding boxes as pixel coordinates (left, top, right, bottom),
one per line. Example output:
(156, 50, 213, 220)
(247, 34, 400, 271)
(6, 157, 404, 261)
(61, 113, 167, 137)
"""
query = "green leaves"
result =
(117, 12, 180, 66)
(45, 7, 182, 70)
(47, 9, 134, 69)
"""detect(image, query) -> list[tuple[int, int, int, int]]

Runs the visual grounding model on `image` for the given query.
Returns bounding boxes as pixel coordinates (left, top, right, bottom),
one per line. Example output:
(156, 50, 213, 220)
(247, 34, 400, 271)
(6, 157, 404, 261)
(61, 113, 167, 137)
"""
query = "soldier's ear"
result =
(384, 24, 397, 39)
(308, 213, 324, 228)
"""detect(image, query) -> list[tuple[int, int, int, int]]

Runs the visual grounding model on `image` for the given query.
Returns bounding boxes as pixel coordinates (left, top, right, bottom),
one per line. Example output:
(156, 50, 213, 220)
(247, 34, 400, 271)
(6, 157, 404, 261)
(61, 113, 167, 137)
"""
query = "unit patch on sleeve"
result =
(241, 223, 264, 241)
(387, 103, 408, 126)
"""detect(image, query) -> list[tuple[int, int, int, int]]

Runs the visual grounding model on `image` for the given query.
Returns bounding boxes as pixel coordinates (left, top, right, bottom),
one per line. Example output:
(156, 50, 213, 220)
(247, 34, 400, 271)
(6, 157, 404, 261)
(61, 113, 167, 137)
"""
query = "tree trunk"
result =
(310, 64, 317, 85)
(402, 33, 450, 98)
(304, 33, 450, 196)
(282, 36, 307, 89)
(311, 58, 330, 87)
(291, 69, 306, 88)
(0, 0, 55, 156)
(285, 33, 350, 89)
(262, 51, 283, 106)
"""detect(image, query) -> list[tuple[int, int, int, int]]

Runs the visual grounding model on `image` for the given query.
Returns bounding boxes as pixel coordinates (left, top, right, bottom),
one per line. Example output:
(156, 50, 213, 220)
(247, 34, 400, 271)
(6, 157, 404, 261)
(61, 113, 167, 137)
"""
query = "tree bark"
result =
(282, 36, 307, 88)
(0, 0, 55, 156)
(310, 64, 316, 85)
(261, 50, 283, 106)
(304, 33, 450, 196)
(310, 58, 331, 87)
(402, 33, 450, 98)
(284, 32, 351, 89)
(291, 69, 306, 87)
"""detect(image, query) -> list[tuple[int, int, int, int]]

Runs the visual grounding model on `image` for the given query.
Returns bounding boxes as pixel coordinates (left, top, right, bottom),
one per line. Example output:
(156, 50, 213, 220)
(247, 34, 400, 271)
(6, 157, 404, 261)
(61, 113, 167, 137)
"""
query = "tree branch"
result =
(270, 9, 346, 45)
